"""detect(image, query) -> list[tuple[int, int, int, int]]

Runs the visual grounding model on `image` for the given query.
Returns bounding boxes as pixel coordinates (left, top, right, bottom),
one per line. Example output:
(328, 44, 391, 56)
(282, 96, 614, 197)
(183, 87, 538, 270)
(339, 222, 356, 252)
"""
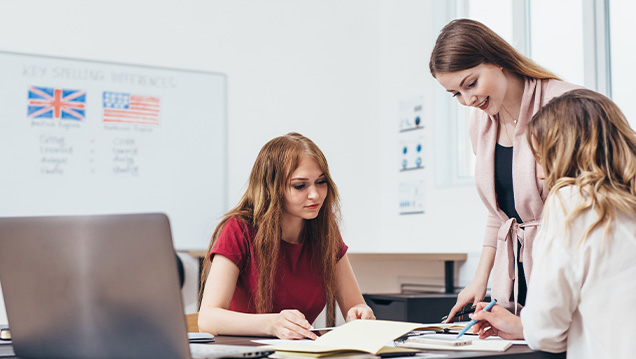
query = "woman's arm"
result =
(334, 254, 375, 321)
(519, 195, 576, 353)
(198, 254, 317, 339)
(444, 246, 495, 322)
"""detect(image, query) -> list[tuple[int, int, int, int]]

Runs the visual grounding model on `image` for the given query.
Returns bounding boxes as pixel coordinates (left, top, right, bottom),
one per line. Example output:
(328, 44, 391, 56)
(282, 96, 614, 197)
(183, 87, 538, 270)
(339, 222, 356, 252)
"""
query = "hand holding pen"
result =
(456, 299, 497, 338)
(470, 301, 525, 340)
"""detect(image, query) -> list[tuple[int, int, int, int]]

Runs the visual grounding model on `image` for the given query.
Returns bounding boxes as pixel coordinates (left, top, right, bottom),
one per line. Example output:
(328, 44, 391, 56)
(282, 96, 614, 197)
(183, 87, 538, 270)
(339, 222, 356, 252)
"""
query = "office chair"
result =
(175, 252, 185, 289)
(176, 252, 200, 332)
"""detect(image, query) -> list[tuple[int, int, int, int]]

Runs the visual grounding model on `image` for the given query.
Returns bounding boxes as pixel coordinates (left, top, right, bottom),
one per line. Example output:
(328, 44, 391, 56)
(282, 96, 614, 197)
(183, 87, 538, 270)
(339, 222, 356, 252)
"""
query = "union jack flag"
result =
(27, 86, 86, 121)
(103, 91, 161, 125)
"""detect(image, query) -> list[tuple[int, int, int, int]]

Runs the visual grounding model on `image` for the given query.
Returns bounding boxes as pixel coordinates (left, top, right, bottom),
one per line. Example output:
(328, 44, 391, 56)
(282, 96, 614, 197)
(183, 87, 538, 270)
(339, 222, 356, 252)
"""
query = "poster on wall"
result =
(398, 179, 426, 215)
(397, 97, 426, 215)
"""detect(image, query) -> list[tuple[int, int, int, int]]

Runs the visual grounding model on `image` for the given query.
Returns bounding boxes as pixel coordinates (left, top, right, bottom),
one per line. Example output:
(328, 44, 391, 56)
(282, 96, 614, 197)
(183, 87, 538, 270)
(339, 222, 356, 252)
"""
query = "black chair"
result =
(175, 253, 185, 289)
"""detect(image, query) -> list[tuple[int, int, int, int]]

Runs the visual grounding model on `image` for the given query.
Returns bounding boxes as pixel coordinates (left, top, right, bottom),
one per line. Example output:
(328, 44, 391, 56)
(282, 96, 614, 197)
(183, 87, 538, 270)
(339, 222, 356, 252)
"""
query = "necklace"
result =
(501, 105, 519, 124)
(499, 105, 518, 146)
(501, 121, 514, 145)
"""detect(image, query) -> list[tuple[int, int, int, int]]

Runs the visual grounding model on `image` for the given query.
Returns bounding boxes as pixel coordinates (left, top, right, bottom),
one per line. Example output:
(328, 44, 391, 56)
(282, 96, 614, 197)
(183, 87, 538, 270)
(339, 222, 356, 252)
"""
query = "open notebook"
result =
(268, 320, 512, 357)
(0, 213, 272, 359)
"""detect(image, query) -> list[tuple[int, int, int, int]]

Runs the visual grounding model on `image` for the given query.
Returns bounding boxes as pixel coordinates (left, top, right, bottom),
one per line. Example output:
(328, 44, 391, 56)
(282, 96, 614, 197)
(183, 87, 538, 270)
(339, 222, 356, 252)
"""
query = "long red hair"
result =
(199, 133, 342, 324)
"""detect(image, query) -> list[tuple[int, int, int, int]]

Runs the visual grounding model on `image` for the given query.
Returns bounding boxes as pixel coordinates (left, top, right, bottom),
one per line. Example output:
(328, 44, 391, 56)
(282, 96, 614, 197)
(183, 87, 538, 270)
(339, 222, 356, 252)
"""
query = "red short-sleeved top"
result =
(210, 216, 348, 324)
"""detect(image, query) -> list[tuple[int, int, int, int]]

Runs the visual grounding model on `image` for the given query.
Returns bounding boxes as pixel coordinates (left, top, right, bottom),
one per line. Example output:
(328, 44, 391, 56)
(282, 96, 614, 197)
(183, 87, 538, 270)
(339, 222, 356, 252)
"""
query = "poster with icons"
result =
(399, 134, 425, 171)
(399, 179, 426, 215)
(397, 97, 426, 215)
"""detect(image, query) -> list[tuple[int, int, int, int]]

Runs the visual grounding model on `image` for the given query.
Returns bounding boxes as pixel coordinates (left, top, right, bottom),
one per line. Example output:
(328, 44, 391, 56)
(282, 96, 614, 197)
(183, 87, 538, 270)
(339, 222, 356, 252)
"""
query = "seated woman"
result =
(470, 89, 636, 358)
(198, 132, 374, 340)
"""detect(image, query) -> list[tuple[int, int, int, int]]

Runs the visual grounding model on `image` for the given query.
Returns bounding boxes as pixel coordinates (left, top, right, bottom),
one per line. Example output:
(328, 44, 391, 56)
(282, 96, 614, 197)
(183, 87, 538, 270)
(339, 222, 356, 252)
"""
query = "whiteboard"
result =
(0, 51, 226, 250)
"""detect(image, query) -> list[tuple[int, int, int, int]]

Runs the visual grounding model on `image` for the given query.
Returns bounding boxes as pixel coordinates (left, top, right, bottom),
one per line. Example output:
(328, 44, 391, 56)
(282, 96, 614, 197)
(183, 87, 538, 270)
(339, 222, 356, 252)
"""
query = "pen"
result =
(456, 299, 497, 339)
(440, 307, 476, 322)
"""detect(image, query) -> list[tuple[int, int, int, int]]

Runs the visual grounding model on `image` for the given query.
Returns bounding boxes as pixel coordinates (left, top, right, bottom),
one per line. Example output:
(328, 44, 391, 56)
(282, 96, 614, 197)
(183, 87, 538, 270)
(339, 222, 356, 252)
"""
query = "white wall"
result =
(0, 0, 489, 324)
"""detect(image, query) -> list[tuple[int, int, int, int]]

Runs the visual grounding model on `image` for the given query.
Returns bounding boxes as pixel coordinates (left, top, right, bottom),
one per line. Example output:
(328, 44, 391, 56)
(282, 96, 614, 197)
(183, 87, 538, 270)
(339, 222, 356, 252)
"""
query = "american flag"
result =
(27, 86, 86, 121)
(102, 91, 161, 125)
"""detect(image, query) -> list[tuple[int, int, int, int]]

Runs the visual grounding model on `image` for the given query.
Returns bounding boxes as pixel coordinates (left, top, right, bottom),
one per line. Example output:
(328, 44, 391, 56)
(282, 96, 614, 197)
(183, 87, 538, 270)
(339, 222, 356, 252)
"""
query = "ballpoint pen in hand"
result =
(440, 307, 477, 322)
(456, 299, 497, 339)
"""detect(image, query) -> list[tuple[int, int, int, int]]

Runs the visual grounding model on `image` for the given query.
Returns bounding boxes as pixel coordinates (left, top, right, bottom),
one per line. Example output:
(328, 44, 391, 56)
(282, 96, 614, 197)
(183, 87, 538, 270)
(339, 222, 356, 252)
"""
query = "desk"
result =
(0, 336, 565, 359)
(209, 335, 565, 359)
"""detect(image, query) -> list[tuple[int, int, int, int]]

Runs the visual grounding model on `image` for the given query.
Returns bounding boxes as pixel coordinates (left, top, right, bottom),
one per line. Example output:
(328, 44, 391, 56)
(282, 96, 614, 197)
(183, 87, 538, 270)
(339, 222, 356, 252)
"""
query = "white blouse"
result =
(520, 186, 636, 358)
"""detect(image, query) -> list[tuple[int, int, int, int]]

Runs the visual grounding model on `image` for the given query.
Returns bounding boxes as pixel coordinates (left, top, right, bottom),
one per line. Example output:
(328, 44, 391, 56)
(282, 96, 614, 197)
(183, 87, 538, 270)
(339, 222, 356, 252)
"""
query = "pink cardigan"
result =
(469, 78, 582, 311)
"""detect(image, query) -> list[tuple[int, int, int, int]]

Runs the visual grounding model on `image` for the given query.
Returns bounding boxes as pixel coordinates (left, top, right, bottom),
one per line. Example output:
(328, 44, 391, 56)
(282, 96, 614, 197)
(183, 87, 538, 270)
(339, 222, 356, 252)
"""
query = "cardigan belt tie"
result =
(497, 218, 540, 314)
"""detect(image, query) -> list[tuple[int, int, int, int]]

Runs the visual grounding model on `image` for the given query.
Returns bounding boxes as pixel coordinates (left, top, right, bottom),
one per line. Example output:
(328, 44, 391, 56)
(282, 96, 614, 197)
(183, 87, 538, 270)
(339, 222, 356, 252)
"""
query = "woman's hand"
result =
(270, 309, 317, 340)
(443, 280, 487, 323)
(471, 302, 524, 340)
(444, 246, 495, 323)
(345, 304, 376, 322)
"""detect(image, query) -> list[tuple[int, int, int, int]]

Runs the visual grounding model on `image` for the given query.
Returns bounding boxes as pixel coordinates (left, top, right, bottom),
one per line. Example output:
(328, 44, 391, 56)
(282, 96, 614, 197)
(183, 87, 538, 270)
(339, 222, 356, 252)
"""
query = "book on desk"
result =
(397, 334, 512, 352)
(268, 319, 513, 357)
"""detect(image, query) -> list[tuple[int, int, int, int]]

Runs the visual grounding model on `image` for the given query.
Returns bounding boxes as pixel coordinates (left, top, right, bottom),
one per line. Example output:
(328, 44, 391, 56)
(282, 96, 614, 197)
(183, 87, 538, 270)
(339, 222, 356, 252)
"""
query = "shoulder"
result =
(540, 79, 585, 100)
(212, 216, 254, 267)
(538, 186, 590, 246)
(469, 109, 485, 132)
(468, 108, 489, 130)
(224, 216, 249, 231)
(337, 232, 348, 259)
(218, 216, 254, 244)
(544, 186, 586, 216)
(468, 109, 492, 148)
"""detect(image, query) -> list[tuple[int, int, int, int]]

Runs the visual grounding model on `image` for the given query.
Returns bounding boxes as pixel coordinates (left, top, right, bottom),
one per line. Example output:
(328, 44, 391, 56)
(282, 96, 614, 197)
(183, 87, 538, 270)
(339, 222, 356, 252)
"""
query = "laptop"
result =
(0, 213, 273, 359)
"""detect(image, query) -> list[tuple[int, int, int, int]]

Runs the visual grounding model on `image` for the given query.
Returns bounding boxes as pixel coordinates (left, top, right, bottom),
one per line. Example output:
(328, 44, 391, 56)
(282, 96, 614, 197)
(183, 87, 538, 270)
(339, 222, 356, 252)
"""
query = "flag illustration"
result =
(103, 91, 161, 125)
(27, 86, 86, 121)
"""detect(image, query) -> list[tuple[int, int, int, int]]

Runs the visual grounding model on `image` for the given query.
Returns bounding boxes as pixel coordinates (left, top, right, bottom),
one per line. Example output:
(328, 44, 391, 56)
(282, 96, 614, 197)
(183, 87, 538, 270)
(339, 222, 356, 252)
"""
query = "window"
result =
(530, 0, 585, 86)
(610, 1, 636, 128)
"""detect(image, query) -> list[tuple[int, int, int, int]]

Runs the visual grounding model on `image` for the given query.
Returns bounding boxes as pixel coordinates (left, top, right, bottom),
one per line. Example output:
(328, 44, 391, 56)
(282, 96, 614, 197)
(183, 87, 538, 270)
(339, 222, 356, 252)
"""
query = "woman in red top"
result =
(198, 132, 374, 339)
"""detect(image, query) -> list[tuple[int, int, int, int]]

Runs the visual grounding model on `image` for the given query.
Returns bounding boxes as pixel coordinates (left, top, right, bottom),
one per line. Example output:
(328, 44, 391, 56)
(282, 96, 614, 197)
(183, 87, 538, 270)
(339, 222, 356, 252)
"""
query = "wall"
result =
(0, 0, 488, 324)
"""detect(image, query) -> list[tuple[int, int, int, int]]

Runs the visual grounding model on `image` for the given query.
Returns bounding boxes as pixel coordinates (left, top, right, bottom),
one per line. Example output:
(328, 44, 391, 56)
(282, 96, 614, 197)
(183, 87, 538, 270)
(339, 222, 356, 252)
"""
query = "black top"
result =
(494, 144, 522, 223)
(494, 144, 527, 306)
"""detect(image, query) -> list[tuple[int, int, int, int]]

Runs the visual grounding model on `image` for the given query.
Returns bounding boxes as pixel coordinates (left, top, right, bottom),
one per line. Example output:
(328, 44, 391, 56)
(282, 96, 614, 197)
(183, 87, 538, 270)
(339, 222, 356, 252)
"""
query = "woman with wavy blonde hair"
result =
(197, 132, 374, 339)
(430, 19, 584, 321)
(527, 89, 636, 240)
(470, 89, 636, 358)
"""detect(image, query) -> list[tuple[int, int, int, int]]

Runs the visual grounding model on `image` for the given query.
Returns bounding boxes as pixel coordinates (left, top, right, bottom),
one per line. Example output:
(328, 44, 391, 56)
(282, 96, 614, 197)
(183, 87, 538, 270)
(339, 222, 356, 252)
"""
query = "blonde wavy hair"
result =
(526, 89, 636, 243)
(429, 18, 560, 80)
(199, 132, 342, 325)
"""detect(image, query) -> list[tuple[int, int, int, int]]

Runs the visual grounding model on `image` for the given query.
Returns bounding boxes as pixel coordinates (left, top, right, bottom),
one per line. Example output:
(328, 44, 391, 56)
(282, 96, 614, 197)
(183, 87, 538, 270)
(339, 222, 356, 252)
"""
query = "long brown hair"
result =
(527, 89, 636, 243)
(199, 132, 342, 323)
(429, 18, 560, 80)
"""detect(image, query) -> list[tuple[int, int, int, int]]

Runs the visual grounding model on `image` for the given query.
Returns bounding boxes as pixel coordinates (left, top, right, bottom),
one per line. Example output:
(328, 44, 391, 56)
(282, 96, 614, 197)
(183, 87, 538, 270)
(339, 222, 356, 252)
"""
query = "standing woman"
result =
(197, 132, 374, 340)
(429, 19, 582, 320)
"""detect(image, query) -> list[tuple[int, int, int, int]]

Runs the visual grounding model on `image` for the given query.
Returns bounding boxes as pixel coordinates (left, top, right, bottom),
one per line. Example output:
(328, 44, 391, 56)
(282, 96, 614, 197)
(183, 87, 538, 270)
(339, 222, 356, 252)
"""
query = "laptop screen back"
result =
(0, 213, 191, 359)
